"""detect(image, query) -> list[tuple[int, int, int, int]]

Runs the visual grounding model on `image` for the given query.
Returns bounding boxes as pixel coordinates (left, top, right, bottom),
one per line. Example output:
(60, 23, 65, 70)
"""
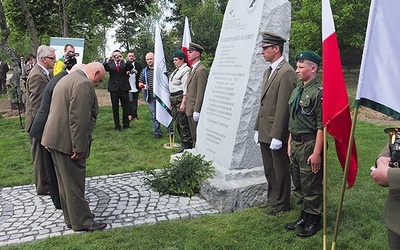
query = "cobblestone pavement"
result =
(0, 172, 220, 247)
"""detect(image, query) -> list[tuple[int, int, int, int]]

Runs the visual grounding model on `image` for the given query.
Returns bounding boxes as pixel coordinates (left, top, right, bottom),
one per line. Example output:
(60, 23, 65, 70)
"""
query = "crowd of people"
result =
(2, 29, 396, 246)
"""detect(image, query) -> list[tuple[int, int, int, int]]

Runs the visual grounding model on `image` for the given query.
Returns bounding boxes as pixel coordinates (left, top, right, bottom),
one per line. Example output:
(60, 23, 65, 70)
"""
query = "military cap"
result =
(172, 51, 186, 59)
(260, 32, 286, 47)
(296, 51, 322, 66)
(188, 42, 205, 53)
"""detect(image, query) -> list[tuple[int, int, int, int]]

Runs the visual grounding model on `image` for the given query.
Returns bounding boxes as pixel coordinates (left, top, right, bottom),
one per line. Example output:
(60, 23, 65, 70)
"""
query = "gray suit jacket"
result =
(254, 59, 296, 144)
(25, 64, 50, 132)
(185, 62, 208, 116)
(42, 70, 98, 158)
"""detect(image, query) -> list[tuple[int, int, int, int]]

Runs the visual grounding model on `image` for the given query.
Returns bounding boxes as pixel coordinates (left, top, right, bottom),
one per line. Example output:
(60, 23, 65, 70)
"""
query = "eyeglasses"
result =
(45, 56, 56, 61)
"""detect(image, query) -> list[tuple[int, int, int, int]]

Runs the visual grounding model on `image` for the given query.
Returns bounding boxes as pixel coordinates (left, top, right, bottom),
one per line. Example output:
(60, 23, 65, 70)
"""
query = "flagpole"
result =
(331, 107, 359, 250)
(323, 127, 328, 250)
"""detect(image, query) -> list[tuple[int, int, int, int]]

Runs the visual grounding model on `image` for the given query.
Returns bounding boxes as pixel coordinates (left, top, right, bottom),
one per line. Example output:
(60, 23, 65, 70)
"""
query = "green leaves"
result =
(143, 151, 215, 197)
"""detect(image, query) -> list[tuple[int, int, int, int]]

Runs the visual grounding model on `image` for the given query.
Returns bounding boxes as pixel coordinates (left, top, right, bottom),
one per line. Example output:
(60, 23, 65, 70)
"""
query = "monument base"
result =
(173, 149, 268, 213)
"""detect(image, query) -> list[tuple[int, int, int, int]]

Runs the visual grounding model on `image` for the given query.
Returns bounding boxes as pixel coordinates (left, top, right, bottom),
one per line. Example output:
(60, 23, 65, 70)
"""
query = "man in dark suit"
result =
(185, 42, 209, 147)
(42, 62, 107, 232)
(371, 144, 400, 248)
(25, 45, 57, 195)
(0, 56, 10, 94)
(29, 62, 81, 209)
(103, 50, 133, 130)
(254, 32, 297, 216)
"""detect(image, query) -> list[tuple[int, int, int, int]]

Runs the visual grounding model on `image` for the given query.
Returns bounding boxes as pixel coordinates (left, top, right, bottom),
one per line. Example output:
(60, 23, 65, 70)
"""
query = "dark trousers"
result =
(188, 116, 197, 147)
(260, 142, 291, 210)
(50, 149, 93, 230)
(110, 90, 130, 128)
(0, 79, 6, 94)
(40, 144, 61, 208)
(30, 136, 49, 194)
(129, 91, 139, 119)
(170, 94, 192, 144)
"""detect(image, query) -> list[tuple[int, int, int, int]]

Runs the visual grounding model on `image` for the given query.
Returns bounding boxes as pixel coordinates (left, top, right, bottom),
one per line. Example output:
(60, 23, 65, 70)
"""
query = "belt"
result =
(291, 133, 316, 142)
(170, 90, 183, 96)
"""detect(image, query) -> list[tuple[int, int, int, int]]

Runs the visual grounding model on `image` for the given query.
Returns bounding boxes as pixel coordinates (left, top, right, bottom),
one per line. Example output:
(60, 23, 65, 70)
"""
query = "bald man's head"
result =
(84, 62, 106, 86)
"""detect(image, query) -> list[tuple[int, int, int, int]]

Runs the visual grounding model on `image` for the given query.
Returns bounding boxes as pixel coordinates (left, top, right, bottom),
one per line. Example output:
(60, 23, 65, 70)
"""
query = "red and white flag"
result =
(182, 16, 192, 67)
(322, 0, 358, 188)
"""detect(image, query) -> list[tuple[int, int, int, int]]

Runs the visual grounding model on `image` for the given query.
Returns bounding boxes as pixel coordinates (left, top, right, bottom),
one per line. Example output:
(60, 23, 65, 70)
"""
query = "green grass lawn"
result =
(0, 71, 395, 249)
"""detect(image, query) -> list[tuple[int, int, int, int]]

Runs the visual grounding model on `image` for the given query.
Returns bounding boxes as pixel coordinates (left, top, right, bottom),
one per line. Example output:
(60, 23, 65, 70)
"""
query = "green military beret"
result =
(172, 51, 186, 59)
(296, 51, 322, 66)
(260, 31, 286, 47)
(188, 42, 205, 53)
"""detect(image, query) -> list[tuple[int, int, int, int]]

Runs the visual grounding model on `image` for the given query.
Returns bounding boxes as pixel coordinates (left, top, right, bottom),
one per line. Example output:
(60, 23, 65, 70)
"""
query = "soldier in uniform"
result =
(371, 144, 400, 249)
(169, 51, 192, 153)
(285, 51, 323, 238)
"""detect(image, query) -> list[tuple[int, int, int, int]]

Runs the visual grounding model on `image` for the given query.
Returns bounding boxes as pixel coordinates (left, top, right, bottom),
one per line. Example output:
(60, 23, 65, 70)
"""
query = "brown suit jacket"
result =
(378, 146, 400, 235)
(254, 59, 296, 144)
(185, 62, 208, 116)
(41, 70, 98, 158)
(25, 64, 50, 132)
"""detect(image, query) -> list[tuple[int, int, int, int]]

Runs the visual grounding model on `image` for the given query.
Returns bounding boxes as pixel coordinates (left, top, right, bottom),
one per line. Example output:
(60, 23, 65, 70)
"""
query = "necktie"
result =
(116, 62, 120, 73)
(291, 85, 304, 119)
(266, 66, 272, 80)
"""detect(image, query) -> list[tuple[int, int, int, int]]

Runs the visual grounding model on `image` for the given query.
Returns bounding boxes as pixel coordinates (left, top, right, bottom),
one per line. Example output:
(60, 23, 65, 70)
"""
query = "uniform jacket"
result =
(29, 71, 68, 140)
(379, 146, 400, 235)
(41, 70, 98, 159)
(103, 60, 133, 92)
(185, 62, 208, 116)
(0, 61, 9, 80)
(254, 59, 296, 144)
(25, 64, 50, 132)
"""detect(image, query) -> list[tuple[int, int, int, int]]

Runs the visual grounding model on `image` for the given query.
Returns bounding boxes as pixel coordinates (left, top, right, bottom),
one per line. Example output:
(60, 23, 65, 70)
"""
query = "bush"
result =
(143, 152, 214, 197)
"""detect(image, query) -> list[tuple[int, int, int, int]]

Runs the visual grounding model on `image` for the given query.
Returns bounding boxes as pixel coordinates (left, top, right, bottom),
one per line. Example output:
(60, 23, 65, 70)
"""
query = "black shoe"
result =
(286, 217, 306, 231)
(296, 223, 322, 238)
(285, 211, 307, 231)
(122, 125, 130, 129)
(154, 133, 162, 139)
(74, 222, 107, 232)
(114, 126, 121, 131)
(268, 208, 289, 216)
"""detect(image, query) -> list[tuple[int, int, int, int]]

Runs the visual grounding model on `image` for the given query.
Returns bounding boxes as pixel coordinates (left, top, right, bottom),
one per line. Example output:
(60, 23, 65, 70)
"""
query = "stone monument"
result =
(194, 0, 292, 212)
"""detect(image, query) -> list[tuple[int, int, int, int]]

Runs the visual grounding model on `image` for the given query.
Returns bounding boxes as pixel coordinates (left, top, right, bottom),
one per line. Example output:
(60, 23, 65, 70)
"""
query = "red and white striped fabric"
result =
(182, 16, 192, 67)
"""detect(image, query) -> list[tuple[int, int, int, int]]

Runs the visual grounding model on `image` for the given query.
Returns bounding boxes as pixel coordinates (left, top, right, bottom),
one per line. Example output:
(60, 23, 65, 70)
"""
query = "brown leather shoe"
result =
(75, 222, 107, 232)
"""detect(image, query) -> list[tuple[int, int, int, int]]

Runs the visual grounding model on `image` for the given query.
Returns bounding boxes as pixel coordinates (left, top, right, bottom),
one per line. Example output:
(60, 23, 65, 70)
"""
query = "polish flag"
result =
(322, 0, 358, 188)
(182, 16, 192, 67)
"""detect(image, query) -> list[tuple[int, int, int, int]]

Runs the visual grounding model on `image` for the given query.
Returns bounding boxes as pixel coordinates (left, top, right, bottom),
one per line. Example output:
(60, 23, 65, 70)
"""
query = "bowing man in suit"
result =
(103, 50, 133, 131)
(25, 45, 56, 195)
(42, 62, 107, 232)
(254, 32, 297, 216)
(185, 42, 209, 147)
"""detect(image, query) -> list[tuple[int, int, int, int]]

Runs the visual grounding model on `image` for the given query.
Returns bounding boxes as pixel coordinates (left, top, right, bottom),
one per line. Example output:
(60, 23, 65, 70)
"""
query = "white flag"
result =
(153, 21, 173, 127)
(182, 17, 192, 67)
(355, 0, 400, 119)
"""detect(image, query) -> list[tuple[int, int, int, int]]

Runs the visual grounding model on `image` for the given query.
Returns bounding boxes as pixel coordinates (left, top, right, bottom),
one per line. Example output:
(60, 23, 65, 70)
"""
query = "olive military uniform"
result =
(288, 78, 323, 215)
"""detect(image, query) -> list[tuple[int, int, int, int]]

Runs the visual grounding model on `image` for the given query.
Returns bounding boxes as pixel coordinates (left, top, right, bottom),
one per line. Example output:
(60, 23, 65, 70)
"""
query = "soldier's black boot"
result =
(285, 210, 307, 231)
(296, 213, 322, 238)
(176, 142, 192, 154)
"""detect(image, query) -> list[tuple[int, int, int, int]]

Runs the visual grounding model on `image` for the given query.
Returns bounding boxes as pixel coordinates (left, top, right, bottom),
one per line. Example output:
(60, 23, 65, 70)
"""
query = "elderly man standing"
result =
(254, 32, 297, 216)
(25, 45, 56, 195)
(185, 42, 208, 147)
(42, 62, 107, 232)
(169, 51, 192, 153)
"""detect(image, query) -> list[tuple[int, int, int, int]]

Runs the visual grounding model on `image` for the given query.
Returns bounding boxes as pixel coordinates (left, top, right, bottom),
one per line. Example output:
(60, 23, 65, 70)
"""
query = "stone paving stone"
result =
(0, 172, 219, 247)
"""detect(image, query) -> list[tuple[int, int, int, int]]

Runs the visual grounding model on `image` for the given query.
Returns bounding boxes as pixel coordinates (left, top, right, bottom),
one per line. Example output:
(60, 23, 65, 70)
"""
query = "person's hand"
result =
(193, 112, 200, 122)
(269, 138, 282, 150)
(179, 102, 185, 112)
(71, 152, 84, 160)
(254, 130, 259, 146)
(371, 156, 390, 187)
(307, 153, 322, 173)
(139, 83, 146, 89)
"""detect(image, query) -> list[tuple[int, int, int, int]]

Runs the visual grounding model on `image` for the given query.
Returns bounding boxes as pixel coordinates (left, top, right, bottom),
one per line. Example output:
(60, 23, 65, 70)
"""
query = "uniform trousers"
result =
(50, 149, 93, 230)
(290, 139, 323, 215)
(260, 142, 291, 210)
(30, 136, 49, 194)
(170, 94, 192, 144)
(110, 89, 130, 128)
(187, 115, 197, 147)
